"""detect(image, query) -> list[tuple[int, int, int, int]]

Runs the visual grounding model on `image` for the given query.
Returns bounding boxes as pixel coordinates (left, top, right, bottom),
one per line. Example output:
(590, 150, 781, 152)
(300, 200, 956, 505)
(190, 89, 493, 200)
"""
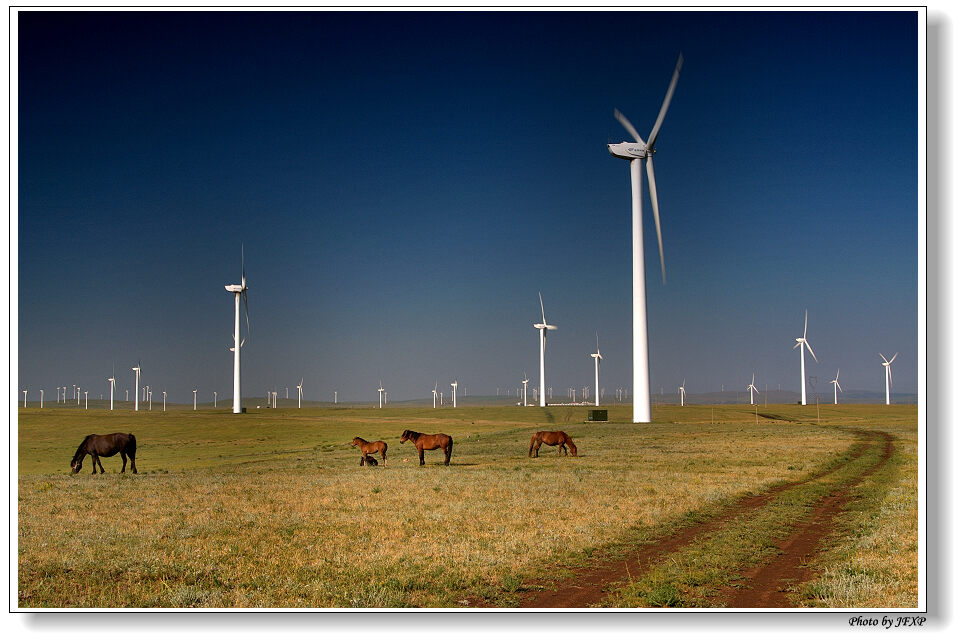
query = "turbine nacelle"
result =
(533, 323, 558, 330)
(607, 141, 651, 160)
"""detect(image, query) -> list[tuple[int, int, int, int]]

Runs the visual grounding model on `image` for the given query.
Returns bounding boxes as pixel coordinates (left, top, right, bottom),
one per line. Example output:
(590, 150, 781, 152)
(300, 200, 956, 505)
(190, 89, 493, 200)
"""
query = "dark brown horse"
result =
(351, 437, 387, 467)
(529, 431, 577, 457)
(71, 432, 137, 474)
(400, 429, 453, 466)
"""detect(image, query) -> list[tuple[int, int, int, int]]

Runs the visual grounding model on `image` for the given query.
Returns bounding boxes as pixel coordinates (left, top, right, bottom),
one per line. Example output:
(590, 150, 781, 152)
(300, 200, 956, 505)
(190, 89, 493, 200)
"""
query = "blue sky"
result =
(15, 9, 920, 404)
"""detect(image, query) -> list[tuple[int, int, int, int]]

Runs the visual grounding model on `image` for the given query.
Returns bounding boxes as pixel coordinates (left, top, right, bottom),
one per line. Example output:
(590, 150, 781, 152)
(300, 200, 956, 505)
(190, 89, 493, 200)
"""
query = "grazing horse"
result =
(400, 429, 453, 466)
(529, 431, 577, 457)
(71, 432, 137, 474)
(351, 437, 387, 467)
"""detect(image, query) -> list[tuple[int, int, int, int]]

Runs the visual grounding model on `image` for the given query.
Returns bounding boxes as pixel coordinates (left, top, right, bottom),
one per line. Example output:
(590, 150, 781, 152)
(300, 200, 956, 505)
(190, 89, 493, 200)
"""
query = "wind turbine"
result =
(591, 332, 603, 407)
(793, 310, 817, 405)
(451, 379, 458, 408)
(747, 373, 759, 406)
(378, 381, 385, 408)
(193, 389, 197, 410)
(432, 382, 438, 408)
(830, 369, 842, 405)
(163, 391, 167, 412)
(225, 245, 251, 415)
(678, 379, 686, 407)
(297, 378, 304, 408)
(608, 53, 683, 424)
(40, 389, 44, 408)
(132, 363, 142, 411)
(107, 372, 116, 411)
(22, 390, 27, 407)
(880, 353, 898, 405)
(533, 292, 558, 408)
(522, 373, 530, 407)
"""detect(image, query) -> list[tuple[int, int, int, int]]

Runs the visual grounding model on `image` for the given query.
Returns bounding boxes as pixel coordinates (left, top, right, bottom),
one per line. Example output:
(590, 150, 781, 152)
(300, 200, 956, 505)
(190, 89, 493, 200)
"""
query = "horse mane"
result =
(71, 434, 93, 464)
(353, 436, 368, 444)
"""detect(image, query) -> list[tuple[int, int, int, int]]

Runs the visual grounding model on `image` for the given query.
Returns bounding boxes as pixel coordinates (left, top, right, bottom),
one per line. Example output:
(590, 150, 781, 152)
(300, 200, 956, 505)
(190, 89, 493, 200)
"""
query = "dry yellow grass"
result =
(16, 404, 913, 607)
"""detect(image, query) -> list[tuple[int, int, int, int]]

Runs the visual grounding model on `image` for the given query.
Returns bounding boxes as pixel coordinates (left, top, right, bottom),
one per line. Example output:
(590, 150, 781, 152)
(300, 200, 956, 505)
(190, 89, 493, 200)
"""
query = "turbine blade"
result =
(805, 339, 817, 362)
(891, 352, 899, 363)
(538, 291, 546, 324)
(645, 157, 667, 283)
(614, 108, 643, 143)
(803, 310, 808, 339)
(879, 352, 887, 362)
(646, 53, 684, 148)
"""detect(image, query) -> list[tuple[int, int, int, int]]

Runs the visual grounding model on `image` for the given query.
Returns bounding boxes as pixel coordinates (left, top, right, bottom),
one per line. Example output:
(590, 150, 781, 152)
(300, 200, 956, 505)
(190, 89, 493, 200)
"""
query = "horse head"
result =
(70, 458, 82, 473)
(400, 430, 412, 444)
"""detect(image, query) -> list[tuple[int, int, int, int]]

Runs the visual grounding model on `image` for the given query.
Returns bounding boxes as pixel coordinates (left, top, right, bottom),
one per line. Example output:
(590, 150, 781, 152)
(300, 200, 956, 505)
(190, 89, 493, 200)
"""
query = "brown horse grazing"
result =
(351, 437, 387, 467)
(529, 431, 577, 457)
(400, 429, 453, 466)
(71, 432, 137, 474)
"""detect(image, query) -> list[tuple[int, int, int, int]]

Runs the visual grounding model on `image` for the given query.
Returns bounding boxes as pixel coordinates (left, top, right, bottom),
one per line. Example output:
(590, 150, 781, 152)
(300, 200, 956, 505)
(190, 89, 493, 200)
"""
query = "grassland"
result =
(15, 403, 917, 608)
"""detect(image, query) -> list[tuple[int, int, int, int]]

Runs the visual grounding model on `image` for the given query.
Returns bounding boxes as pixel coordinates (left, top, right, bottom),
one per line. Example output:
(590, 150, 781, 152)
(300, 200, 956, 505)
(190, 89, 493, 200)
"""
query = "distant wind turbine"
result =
(193, 388, 198, 410)
(522, 373, 529, 407)
(297, 378, 304, 408)
(591, 332, 603, 407)
(225, 245, 251, 415)
(880, 353, 898, 405)
(378, 381, 385, 408)
(432, 382, 438, 408)
(747, 373, 759, 406)
(678, 379, 686, 407)
(609, 53, 683, 423)
(40, 389, 44, 408)
(793, 310, 817, 405)
(533, 292, 558, 408)
(22, 390, 27, 408)
(451, 379, 458, 408)
(830, 369, 842, 405)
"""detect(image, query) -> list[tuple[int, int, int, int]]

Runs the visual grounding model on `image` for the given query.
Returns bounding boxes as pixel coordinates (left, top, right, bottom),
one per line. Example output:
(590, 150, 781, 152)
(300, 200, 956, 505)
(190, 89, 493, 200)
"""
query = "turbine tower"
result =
(522, 373, 530, 407)
(378, 381, 385, 408)
(747, 373, 759, 406)
(533, 292, 558, 408)
(591, 332, 603, 407)
(880, 353, 898, 405)
(225, 246, 251, 414)
(432, 382, 438, 408)
(793, 310, 817, 405)
(831, 369, 842, 405)
(297, 378, 304, 408)
(132, 363, 141, 411)
(107, 374, 116, 411)
(608, 53, 683, 424)
(451, 379, 458, 408)
(678, 379, 686, 407)
(193, 389, 197, 410)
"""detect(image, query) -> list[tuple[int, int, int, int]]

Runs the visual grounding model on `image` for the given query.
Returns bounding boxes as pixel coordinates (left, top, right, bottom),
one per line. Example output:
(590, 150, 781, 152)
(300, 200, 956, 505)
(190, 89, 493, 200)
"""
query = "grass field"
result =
(15, 403, 918, 608)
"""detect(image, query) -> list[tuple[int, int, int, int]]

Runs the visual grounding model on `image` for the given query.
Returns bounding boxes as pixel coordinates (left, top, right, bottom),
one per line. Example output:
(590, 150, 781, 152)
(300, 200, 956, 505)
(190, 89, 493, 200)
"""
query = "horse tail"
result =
(128, 433, 137, 453)
(529, 433, 538, 457)
(445, 436, 453, 463)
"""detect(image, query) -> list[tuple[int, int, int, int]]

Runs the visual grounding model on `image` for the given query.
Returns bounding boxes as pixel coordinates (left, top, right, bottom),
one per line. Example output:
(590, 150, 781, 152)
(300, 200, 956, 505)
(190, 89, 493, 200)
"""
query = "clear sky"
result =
(15, 9, 920, 404)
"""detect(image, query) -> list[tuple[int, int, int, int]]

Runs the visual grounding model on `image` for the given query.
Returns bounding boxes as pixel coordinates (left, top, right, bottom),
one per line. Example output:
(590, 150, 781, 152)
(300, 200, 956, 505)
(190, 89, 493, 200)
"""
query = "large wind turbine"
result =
(225, 246, 251, 414)
(830, 369, 842, 405)
(591, 333, 603, 407)
(608, 53, 683, 424)
(793, 310, 817, 405)
(533, 292, 558, 408)
(880, 353, 898, 405)
(747, 373, 759, 406)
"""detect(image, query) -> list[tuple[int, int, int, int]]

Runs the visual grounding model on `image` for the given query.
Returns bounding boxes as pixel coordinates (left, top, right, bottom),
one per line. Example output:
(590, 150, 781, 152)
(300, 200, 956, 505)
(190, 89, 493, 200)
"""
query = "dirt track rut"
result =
(515, 430, 893, 608)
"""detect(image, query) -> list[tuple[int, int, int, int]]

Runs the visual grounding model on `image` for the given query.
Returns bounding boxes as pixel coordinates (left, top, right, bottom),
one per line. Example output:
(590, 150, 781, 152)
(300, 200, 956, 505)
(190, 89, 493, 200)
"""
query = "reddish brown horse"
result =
(351, 437, 387, 467)
(529, 431, 577, 457)
(400, 429, 453, 466)
(71, 432, 137, 474)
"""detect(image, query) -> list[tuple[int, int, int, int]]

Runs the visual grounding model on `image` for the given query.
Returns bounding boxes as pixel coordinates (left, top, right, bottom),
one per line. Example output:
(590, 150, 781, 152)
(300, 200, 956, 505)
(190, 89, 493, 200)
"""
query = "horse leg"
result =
(533, 440, 541, 457)
(130, 450, 137, 474)
(91, 454, 103, 474)
(381, 449, 387, 467)
(444, 442, 451, 466)
(121, 452, 128, 473)
(419, 448, 425, 466)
